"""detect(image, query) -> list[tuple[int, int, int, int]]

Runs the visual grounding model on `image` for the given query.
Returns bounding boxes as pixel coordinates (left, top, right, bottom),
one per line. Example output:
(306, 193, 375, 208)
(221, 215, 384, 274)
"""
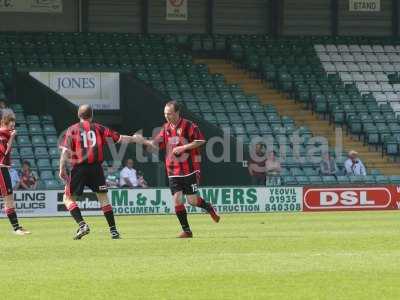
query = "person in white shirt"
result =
(9, 167, 20, 189)
(119, 159, 138, 188)
(344, 150, 366, 176)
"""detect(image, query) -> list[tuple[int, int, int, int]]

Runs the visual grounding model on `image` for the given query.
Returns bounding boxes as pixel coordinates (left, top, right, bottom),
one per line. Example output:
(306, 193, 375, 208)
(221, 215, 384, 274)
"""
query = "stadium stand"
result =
(208, 35, 400, 177)
(1, 32, 400, 185)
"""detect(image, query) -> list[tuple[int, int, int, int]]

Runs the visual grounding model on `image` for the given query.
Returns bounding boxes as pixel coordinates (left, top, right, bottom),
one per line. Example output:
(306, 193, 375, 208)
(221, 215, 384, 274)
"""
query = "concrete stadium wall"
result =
(282, 0, 332, 36)
(214, 0, 269, 34)
(0, 0, 396, 37)
(87, 0, 142, 33)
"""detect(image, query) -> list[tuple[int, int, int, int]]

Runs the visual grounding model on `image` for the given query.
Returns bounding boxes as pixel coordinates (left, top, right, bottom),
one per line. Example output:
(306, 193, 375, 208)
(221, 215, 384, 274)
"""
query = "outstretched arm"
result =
(118, 134, 147, 144)
(118, 133, 153, 145)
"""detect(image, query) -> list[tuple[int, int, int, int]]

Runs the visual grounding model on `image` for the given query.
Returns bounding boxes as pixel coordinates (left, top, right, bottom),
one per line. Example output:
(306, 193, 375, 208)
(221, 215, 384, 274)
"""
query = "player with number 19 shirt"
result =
(61, 120, 121, 166)
(59, 104, 145, 240)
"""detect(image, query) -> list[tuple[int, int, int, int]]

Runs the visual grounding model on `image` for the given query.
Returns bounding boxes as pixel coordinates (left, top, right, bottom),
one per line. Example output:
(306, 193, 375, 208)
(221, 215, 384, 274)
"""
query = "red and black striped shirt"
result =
(0, 129, 11, 167)
(60, 121, 121, 167)
(155, 118, 205, 177)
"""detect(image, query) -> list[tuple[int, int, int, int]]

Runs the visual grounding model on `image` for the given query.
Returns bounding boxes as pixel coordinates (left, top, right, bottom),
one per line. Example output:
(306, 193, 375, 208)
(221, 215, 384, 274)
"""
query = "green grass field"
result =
(1, 212, 400, 300)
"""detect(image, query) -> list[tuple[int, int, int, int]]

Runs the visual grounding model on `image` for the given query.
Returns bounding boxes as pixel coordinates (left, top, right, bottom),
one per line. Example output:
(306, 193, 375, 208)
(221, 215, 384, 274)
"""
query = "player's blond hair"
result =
(1, 109, 16, 126)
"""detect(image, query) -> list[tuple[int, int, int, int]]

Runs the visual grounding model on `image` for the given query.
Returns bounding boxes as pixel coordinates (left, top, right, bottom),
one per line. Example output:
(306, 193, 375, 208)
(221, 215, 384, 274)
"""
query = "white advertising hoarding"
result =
(0, 187, 304, 218)
(30, 72, 120, 110)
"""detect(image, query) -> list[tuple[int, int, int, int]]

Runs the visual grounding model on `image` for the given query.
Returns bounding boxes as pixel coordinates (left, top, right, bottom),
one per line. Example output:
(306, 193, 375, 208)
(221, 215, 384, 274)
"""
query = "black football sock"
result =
(102, 204, 116, 231)
(67, 203, 85, 225)
(195, 196, 212, 212)
(175, 204, 191, 232)
(5, 208, 21, 231)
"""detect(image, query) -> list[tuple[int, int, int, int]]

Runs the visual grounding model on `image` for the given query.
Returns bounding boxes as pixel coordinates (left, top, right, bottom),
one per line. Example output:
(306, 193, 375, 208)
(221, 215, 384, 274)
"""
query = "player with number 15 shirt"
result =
(144, 101, 220, 238)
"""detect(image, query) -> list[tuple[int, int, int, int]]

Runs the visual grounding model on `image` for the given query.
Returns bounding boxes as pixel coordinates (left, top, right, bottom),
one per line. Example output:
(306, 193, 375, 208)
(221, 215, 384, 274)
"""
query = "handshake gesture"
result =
(130, 132, 157, 152)
(130, 132, 146, 144)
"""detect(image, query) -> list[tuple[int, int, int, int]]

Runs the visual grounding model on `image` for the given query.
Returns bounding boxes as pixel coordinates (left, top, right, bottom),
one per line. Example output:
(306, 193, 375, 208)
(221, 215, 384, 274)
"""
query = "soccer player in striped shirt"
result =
(0, 109, 30, 235)
(59, 104, 145, 240)
(144, 101, 220, 238)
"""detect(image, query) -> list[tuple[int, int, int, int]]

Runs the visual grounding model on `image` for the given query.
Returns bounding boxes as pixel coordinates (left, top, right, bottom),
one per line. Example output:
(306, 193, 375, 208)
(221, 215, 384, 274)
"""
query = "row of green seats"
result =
(282, 175, 399, 186)
(15, 134, 57, 146)
(12, 158, 59, 171)
(13, 137, 57, 148)
(12, 147, 59, 159)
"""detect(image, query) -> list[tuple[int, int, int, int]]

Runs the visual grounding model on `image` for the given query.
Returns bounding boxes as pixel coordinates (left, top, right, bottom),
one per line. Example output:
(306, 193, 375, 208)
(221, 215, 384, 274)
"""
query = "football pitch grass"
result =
(1, 212, 399, 300)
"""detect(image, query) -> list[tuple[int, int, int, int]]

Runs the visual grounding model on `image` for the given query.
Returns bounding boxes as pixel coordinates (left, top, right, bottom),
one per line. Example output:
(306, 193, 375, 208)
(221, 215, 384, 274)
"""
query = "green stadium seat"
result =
(349, 176, 365, 184)
(10, 148, 19, 159)
(48, 147, 60, 159)
(308, 176, 323, 185)
(11, 159, 21, 169)
(389, 175, 400, 185)
(46, 136, 58, 146)
(322, 176, 337, 185)
(35, 180, 45, 189)
(44, 179, 62, 189)
(10, 104, 23, 113)
(290, 168, 304, 176)
(282, 176, 297, 185)
(303, 167, 318, 176)
(19, 147, 34, 159)
(296, 176, 309, 185)
(384, 137, 398, 157)
(363, 175, 376, 184)
(43, 124, 57, 135)
(51, 159, 60, 170)
(15, 114, 26, 126)
(336, 176, 350, 185)
(37, 158, 52, 171)
(17, 135, 31, 147)
(40, 170, 54, 180)
(375, 175, 389, 184)
(26, 115, 40, 124)
(34, 147, 49, 158)
(16, 125, 28, 136)
(32, 135, 46, 147)
(370, 169, 381, 176)
(40, 115, 54, 124)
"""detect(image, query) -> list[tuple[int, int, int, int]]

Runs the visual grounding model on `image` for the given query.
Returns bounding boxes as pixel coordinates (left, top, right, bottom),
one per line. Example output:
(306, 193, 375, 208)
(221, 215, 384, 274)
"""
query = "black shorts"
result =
(0, 167, 12, 196)
(169, 172, 199, 195)
(65, 163, 107, 197)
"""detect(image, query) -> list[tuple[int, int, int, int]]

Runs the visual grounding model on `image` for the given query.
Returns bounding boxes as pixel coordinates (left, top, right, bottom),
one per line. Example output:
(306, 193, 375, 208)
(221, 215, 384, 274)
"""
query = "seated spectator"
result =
(344, 150, 366, 176)
(137, 170, 148, 188)
(265, 150, 281, 186)
(119, 159, 138, 188)
(19, 161, 38, 190)
(105, 165, 120, 188)
(9, 167, 20, 190)
(248, 142, 267, 185)
(320, 152, 338, 176)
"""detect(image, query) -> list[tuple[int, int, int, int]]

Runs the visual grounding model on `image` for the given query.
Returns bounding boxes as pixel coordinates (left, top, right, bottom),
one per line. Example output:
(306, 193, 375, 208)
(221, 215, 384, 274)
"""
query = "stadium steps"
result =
(195, 58, 400, 175)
